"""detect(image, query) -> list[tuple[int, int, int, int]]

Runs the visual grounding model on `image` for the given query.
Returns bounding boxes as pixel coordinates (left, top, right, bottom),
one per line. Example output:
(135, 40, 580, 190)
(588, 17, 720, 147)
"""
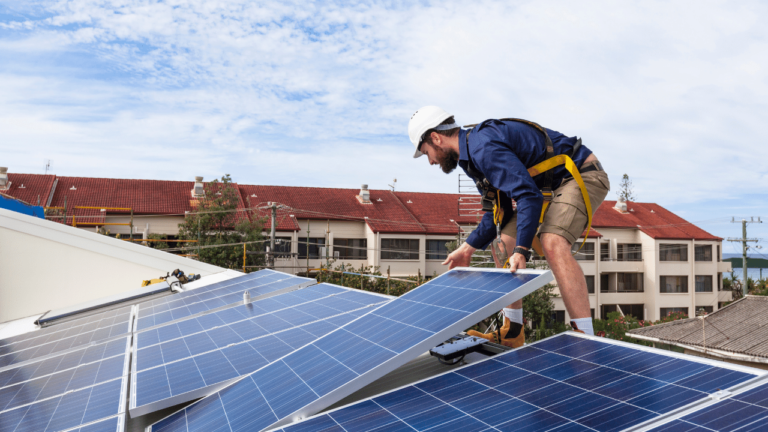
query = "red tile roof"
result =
(1, 173, 721, 240)
(592, 201, 720, 241)
(3, 174, 56, 207)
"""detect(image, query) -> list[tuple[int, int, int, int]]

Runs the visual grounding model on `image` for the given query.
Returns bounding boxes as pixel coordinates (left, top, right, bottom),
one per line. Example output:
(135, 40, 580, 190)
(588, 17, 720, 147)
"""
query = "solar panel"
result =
(130, 283, 391, 416)
(0, 305, 132, 353)
(60, 414, 124, 432)
(278, 333, 764, 432)
(148, 268, 554, 432)
(0, 337, 129, 413)
(0, 306, 133, 370)
(0, 336, 130, 432)
(134, 270, 315, 332)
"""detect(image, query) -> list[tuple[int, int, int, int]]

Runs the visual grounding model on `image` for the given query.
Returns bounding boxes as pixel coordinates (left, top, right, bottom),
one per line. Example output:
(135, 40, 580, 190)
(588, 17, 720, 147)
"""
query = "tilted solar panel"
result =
(60, 414, 124, 432)
(278, 333, 764, 432)
(0, 307, 133, 370)
(130, 284, 391, 416)
(0, 306, 132, 350)
(134, 271, 315, 332)
(0, 336, 130, 432)
(148, 268, 555, 432)
(0, 337, 129, 414)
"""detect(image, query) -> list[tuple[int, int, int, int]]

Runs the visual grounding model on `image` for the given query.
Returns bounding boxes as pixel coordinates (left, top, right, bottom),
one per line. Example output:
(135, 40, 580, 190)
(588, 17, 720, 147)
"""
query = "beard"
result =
(434, 145, 459, 174)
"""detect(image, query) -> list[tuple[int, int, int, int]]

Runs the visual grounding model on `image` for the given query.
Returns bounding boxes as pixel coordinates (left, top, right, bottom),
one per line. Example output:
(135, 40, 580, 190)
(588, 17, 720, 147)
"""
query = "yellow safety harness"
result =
(465, 118, 593, 265)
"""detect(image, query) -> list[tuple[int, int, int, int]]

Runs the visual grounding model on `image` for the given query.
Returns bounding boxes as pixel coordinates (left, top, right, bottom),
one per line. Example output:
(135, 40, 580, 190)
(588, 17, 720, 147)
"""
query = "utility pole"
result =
(270, 202, 277, 269)
(727, 217, 762, 298)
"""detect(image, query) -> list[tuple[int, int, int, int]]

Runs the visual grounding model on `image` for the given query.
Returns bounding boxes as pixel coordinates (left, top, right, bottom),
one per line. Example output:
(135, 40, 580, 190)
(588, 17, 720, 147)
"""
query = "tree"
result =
(617, 173, 637, 201)
(177, 174, 265, 270)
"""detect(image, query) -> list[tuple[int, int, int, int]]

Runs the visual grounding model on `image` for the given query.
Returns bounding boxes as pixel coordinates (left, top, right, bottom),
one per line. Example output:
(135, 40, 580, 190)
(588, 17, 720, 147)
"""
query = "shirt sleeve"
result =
(475, 132, 544, 249)
(465, 211, 495, 250)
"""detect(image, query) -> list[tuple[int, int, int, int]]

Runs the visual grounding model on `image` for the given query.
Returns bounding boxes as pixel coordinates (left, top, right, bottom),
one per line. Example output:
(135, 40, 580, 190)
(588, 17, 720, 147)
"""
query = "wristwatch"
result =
(513, 247, 532, 262)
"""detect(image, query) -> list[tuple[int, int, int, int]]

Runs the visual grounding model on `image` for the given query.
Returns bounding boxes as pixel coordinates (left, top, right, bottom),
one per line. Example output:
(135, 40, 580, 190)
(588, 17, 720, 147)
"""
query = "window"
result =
(298, 237, 325, 259)
(695, 275, 713, 292)
(426, 240, 450, 260)
(600, 273, 610, 292)
(600, 243, 610, 261)
(572, 242, 595, 261)
(660, 276, 688, 293)
(617, 244, 642, 261)
(660, 307, 688, 317)
(660, 244, 688, 261)
(381, 239, 419, 260)
(717, 245, 721, 262)
(585, 275, 595, 294)
(695, 306, 714, 315)
(718, 272, 722, 291)
(334, 238, 367, 260)
(695, 245, 712, 262)
(617, 273, 644, 292)
(600, 304, 644, 320)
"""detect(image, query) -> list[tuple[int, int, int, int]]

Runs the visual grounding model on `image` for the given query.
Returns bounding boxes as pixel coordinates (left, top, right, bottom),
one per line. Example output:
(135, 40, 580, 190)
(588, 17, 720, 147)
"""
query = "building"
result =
(0, 168, 732, 321)
(559, 199, 733, 322)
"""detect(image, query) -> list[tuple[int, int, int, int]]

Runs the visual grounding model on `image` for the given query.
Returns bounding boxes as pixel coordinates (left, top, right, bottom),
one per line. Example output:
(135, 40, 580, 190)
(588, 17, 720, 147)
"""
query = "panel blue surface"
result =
(132, 284, 389, 415)
(61, 415, 122, 432)
(135, 270, 313, 331)
(649, 382, 768, 432)
(0, 339, 127, 414)
(0, 312, 132, 370)
(149, 269, 552, 432)
(277, 333, 759, 432)
(0, 377, 124, 432)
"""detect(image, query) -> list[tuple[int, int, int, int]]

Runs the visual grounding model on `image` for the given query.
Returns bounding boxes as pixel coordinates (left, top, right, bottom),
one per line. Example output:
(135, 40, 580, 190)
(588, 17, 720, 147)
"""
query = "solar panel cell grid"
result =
(134, 272, 313, 331)
(0, 306, 132, 350)
(0, 320, 132, 369)
(279, 333, 759, 432)
(132, 285, 390, 416)
(148, 269, 553, 432)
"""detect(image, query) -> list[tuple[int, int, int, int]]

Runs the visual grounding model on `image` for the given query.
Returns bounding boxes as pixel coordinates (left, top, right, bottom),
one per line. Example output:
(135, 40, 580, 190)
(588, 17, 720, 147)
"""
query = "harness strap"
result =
(527, 154, 593, 252)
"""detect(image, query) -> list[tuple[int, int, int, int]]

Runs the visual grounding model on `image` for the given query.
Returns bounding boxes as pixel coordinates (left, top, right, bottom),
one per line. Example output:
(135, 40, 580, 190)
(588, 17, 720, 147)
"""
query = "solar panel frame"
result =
(147, 267, 555, 432)
(132, 272, 316, 333)
(59, 414, 125, 432)
(129, 284, 392, 417)
(278, 331, 767, 432)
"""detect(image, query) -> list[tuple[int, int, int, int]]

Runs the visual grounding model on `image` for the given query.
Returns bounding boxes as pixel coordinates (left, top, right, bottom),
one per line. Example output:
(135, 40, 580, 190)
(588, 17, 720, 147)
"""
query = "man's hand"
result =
(442, 242, 476, 269)
(508, 253, 527, 273)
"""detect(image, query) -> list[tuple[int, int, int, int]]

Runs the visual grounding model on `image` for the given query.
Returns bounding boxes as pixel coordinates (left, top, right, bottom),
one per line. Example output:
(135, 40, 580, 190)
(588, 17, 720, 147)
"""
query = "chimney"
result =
(192, 176, 204, 198)
(614, 196, 628, 214)
(0, 167, 8, 190)
(357, 184, 371, 204)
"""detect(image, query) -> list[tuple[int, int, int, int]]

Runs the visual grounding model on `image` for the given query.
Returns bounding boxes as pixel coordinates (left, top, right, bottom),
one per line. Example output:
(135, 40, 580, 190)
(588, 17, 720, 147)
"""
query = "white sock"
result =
(503, 308, 523, 325)
(571, 318, 594, 335)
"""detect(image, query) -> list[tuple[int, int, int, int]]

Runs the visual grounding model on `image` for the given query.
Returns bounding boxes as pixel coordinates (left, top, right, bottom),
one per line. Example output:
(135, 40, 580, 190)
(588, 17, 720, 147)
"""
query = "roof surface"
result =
(592, 200, 721, 241)
(4, 173, 56, 206)
(629, 296, 768, 358)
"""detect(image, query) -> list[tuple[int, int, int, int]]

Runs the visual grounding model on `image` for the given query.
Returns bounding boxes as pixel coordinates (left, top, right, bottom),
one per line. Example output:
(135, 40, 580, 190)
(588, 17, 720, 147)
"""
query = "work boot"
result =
(569, 320, 585, 334)
(467, 317, 525, 348)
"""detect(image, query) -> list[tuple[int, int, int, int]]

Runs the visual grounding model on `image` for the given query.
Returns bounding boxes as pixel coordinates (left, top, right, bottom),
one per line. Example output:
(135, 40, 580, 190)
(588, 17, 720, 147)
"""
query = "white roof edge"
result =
(0, 207, 224, 275)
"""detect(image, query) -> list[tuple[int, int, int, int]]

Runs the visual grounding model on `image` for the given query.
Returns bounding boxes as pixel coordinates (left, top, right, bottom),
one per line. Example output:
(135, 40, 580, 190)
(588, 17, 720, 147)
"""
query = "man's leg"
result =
(540, 232, 593, 334)
(500, 233, 523, 311)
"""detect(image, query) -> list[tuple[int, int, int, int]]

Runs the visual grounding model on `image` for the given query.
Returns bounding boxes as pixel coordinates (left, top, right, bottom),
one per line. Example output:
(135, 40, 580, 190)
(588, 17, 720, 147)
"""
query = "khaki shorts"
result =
(501, 166, 610, 245)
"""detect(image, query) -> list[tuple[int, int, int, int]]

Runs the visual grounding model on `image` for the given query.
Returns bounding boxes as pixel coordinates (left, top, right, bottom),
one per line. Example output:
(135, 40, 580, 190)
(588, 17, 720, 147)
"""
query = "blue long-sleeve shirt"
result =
(460, 119, 592, 250)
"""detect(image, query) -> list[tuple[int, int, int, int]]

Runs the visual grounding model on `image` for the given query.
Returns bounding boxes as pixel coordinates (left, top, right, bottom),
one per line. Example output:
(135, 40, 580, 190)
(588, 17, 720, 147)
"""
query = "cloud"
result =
(1, 0, 767, 241)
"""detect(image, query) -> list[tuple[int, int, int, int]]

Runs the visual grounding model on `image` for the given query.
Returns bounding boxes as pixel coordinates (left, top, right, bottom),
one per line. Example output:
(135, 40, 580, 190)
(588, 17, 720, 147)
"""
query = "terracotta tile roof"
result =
(393, 191, 479, 235)
(593, 201, 720, 241)
(47, 176, 248, 227)
(238, 185, 425, 233)
(629, 296, 768, 359)
(3, 173, 56, 207)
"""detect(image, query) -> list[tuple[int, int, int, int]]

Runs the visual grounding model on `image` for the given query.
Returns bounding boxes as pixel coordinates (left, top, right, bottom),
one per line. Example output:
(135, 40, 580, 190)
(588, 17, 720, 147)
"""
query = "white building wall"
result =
(0, 209, 226, 323)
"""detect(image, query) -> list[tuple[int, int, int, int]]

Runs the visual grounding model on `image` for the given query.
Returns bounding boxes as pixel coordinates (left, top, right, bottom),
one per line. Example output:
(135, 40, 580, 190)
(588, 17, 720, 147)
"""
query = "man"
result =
(408, 106, 609, 346)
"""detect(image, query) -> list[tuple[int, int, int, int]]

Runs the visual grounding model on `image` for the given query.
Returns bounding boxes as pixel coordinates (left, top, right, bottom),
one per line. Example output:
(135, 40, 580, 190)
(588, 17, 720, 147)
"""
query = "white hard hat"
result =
(408, 106, 456, 158)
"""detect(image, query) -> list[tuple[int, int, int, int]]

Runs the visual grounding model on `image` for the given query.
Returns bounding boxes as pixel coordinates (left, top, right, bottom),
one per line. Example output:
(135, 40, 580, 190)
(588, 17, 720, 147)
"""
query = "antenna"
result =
(388, 178, 397, 191)
(45, 159, 52, 175)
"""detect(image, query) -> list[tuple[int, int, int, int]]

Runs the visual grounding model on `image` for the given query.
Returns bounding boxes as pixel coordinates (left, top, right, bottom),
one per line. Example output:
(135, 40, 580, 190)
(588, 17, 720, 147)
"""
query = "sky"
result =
(0, 0, 767, 250)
